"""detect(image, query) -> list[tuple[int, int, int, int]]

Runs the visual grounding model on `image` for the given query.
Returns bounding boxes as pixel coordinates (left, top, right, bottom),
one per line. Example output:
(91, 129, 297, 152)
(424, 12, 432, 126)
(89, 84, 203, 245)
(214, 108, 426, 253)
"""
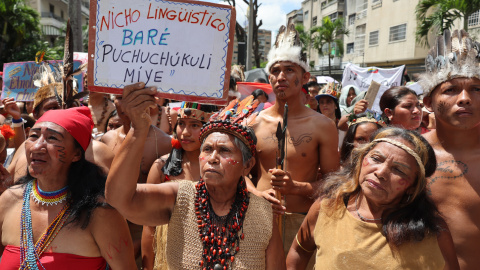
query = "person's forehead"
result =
(271, 61, 302, 69)
(308, 86, 320, 91)
(31, 121, 67, 135)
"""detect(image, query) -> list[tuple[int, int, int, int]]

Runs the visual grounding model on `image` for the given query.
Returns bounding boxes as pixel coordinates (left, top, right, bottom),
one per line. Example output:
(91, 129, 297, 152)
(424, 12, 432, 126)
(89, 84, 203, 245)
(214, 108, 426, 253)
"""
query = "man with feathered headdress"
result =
(246, 18, 340, 267)
(421, 29, 480, 269)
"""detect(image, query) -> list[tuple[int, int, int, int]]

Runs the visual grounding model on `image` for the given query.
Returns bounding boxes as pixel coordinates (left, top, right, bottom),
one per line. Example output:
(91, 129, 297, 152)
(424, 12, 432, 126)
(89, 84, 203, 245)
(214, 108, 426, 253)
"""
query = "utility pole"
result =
(69, 0, 83, 52)
(246, 0, 253, 71)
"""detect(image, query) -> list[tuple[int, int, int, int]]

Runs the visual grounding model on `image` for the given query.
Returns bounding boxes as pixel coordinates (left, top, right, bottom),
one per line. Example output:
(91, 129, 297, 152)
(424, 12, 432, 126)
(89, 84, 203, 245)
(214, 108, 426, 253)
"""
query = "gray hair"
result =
(232, 136, 253, 164)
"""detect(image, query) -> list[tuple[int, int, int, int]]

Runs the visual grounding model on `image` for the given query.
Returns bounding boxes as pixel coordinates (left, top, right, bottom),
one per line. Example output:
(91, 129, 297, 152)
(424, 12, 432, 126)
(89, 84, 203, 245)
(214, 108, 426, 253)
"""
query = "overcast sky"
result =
(204, 0, 304, 38)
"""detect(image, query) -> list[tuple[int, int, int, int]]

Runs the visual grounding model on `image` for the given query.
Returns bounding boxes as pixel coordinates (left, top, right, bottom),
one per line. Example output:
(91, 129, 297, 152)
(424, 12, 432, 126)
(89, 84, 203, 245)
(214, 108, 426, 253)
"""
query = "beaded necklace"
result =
(31, 179, 68, 206)
(195, 178, 249, 270)
(20, 181, 71, 269)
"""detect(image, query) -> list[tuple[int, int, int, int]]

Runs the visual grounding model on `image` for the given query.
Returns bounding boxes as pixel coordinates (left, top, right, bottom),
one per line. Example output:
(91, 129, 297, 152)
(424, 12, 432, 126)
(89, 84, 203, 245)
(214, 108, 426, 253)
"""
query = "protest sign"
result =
(2, 61, 84, 102)
(88, 0, 236, 105)
(341, 63, 404, 93)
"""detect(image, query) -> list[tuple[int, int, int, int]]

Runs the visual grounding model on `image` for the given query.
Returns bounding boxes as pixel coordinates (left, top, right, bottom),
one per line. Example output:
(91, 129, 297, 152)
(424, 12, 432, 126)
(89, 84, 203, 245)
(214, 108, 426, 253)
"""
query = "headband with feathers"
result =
(200, 96, 259, 156)
(419, 29, 480, 96)
(265, 18, 308, 74)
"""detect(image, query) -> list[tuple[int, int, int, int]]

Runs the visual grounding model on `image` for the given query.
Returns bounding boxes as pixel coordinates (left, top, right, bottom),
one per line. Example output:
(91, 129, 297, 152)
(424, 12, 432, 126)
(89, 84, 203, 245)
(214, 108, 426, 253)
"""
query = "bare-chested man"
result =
(420, 29, 480, 269)
(247, 21, 340, 265)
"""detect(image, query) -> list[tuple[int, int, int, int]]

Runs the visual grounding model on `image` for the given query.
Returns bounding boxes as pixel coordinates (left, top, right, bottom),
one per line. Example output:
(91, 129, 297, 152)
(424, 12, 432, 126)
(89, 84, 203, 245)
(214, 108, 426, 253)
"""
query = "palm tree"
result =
(0, 0, 44, 68)
(314, 17, 349, 76)
(416, 0, 480, 47)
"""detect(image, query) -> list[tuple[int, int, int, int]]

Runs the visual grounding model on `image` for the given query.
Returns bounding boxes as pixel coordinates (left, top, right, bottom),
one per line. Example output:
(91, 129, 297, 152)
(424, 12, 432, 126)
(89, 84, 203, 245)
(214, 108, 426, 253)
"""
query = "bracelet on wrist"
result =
(12, 117, 23, 123)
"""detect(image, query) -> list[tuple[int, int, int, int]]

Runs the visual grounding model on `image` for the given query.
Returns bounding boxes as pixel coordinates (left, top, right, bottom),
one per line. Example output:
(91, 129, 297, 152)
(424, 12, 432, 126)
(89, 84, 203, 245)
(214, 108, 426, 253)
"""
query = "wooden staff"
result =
(275, 104, 288, 237)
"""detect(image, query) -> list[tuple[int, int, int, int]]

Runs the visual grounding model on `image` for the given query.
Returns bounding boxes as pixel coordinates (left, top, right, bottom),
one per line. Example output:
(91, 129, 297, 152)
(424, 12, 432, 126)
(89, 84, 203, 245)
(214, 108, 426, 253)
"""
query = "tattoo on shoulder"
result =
(426, 160, 468, 195)
(288, 133, 313, 146)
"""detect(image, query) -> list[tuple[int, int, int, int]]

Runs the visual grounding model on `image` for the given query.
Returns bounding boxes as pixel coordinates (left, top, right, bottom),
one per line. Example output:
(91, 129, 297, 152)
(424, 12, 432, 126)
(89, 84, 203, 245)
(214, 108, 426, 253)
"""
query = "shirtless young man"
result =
(247, 21, 340, 263)
(420, 29, 480, 269)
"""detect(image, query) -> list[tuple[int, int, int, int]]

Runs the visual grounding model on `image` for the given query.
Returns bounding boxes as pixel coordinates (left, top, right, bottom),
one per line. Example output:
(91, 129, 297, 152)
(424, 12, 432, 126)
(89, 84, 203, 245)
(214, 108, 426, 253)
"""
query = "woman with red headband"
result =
(106, 83, 285, 270)
(0, 107, 135, 269)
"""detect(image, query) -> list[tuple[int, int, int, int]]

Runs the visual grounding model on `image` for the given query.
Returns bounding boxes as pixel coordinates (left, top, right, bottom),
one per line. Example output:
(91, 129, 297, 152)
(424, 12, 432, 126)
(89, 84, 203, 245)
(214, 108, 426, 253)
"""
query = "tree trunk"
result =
(69, 0, 83, 52)
(328, 43, 331, 76)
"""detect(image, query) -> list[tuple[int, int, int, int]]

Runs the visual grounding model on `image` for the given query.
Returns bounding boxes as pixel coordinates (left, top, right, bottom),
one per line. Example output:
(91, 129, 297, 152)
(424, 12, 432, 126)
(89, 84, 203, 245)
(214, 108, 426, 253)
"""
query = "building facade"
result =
(295, 0, 346, 72)
(26, 0, 90, 46)
(232, 27, 271, 67)
(343, 0, 429, 74)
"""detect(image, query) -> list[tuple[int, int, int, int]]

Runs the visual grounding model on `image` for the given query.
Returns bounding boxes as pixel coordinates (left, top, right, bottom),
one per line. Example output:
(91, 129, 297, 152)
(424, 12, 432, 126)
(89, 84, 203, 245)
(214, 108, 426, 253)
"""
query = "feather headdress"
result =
(200, 96, 259, 156)
(419, 29, 480, 96)
(32, 20, 87, 111)
(265, 18, 308, 74)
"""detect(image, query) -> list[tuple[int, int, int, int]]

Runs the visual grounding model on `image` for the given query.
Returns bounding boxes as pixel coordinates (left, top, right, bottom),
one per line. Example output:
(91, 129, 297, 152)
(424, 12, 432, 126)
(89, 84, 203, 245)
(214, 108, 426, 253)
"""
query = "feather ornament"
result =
(419, 29, 480, 96)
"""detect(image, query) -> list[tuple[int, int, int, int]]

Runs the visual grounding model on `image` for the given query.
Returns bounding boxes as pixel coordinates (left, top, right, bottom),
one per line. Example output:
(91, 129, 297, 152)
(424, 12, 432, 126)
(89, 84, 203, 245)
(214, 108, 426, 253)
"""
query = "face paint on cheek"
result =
(199, 156, 206, 161)
(225, 157, 240, 165)
(362, 157, 369, 167)
(437, 101, 447, 114)
(294, 78, 300, 86)
(53, 145, 66, 164)
(396, 179, 408, 190)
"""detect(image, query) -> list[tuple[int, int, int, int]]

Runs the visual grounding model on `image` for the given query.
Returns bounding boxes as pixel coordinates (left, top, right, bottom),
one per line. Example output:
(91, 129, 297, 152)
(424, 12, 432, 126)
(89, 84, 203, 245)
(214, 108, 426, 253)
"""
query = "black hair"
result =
(306, 81, 320, 88)
(103, 109, 119, 132)
(252, 89, 268, 101)
(17, 140, 107, 229)
(339, 114, 383, 163)
(21, 113, 36, 129)
(379, 86, 418, 123)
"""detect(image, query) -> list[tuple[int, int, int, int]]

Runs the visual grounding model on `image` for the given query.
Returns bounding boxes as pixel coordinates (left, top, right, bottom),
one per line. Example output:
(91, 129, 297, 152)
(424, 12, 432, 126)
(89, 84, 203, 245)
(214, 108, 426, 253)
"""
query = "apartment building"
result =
(293, 0, 345, 71)
(231, 27, 272, 67)
(343, 0, 430, 73)
(26, 0, 90, 46)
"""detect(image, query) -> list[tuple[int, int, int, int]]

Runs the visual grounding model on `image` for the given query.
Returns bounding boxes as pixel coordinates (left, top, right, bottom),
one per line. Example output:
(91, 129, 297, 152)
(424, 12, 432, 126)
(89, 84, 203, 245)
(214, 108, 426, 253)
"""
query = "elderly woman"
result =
(287, 127, 459, 270)
(380, 86, 423, 131)
(142, 103, 216, 270)
(0, 107, 135, 269)
(107, 83, 285, 270)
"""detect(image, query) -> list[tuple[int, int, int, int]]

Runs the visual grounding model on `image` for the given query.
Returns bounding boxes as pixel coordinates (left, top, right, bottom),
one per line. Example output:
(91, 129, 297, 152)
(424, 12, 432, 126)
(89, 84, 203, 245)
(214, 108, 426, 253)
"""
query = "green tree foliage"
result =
(314, 17, 349, 75)
(0, 0, 44, 69)
(416, 0, 480, 47)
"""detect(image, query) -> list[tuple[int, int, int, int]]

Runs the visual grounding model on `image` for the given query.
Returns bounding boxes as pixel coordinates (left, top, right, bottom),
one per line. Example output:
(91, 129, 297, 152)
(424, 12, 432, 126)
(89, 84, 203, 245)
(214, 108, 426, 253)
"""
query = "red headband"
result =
(36, 107, 94, 151)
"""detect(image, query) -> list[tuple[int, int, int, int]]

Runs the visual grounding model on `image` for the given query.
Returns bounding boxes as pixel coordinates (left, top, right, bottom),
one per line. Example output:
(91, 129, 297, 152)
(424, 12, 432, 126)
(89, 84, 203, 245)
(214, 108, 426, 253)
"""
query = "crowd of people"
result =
(0, 20, 478, 270)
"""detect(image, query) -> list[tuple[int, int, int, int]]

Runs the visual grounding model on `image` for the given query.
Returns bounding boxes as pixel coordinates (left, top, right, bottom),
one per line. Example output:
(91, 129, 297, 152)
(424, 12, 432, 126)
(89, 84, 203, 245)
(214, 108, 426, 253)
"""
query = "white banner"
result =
(342, 63, 405, 93)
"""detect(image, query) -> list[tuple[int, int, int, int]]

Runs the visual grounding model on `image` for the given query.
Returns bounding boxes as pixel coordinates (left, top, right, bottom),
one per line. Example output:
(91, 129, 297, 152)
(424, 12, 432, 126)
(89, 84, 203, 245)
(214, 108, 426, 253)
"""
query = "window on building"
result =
(347, 43, 355, 54)
(389, 23, 406, 42)
(321, 1, 327, 8)
(349, 14, 356, 25)
(369, 30, 379, 46)
(61, 10, 64, 19)
(356, 0, 368, 19)
(313, 16, 318, 26)
(49, 4, 54, 15)
(372, 0, 382, 6)
(468, 10, 480, 27)
(304, 10, 309, 21)
(329, 12, 338, 22)
(355, 24, 366, 53)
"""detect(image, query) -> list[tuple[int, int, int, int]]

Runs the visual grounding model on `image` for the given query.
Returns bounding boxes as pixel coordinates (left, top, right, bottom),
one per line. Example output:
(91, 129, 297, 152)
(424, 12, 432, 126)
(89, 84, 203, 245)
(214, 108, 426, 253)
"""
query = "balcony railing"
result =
(41, 12, 65, 23)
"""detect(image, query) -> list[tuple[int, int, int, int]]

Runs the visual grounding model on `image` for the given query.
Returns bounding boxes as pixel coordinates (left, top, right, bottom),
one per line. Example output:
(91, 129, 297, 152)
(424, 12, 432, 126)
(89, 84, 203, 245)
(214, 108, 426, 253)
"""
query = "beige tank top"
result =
(166, 181, 273, 269)
(314, 205, 445, 269)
